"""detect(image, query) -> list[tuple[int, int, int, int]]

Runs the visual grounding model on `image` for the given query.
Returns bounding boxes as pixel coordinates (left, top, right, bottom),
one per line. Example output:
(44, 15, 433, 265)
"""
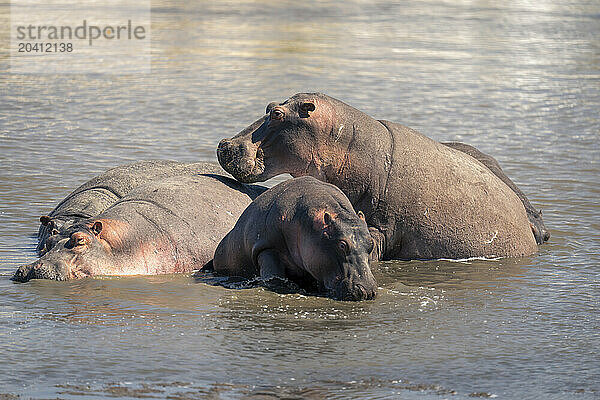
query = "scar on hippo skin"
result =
(218, 93, 540, 260)
(212, 176, 377, 301)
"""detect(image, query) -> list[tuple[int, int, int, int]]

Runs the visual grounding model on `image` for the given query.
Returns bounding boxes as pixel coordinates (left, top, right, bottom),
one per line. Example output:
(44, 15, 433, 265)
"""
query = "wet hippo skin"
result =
(14, 174, 266, 282)
(36, 160, 225, 255)
(211, 176, 377, 301)
(217, 93, 539, 260)
(441, 141, 549, 245)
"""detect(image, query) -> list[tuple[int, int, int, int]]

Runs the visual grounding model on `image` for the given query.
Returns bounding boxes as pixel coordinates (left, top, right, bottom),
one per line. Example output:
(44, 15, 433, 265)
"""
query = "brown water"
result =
(1, 1, 599, 399)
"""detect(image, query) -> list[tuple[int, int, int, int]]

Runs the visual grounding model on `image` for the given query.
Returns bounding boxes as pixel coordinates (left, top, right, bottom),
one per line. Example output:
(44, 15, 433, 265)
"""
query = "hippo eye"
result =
(270, 109, 284, 121)
(337, 240, 349, 255)
(70, 235, 88, 247)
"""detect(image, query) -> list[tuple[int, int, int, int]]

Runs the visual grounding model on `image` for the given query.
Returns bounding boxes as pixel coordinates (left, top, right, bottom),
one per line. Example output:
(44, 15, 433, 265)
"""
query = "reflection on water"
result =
(1, 0, 599, 398)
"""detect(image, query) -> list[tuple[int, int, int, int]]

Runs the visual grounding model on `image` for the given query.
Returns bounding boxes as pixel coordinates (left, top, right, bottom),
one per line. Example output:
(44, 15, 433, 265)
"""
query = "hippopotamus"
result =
(442, 141, 549, 244)
(217, 92, 539, 260)
(36, 160, 223, 255)
(210, 176, 377, 300)
(13, 174, 265, 282)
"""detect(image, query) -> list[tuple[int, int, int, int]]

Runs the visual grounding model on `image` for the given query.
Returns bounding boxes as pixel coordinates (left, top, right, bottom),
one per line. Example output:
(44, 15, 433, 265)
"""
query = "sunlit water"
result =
(1, 1, 598, 399)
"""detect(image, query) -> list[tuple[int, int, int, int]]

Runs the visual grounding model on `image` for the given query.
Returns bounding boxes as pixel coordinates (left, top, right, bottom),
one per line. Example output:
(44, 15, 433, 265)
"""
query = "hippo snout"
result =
(217, 138, 264, 182)
(217, 138, 232, 153)
(333, 280, 377, 301)
(12, 264, 35, 282)
(12, 261, 69, 282)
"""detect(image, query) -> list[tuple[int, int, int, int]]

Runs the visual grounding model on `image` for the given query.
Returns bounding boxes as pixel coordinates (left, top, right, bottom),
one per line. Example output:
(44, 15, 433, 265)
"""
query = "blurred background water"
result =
(0, 0, 598, 399)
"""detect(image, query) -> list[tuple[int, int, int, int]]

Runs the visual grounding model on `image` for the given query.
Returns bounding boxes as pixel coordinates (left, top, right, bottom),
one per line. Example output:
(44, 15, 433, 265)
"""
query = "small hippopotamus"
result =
(442, 142, 549, 244)
(13, 174, 265, 282)
(37, 160, 223, 255)
(217, 93, 539, 260)
(211, 176, 377, 301)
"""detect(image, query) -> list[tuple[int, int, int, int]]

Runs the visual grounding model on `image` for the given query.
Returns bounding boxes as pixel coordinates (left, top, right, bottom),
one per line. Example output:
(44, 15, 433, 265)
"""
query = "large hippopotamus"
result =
(13, 174, 265, 282)
(211, 176, 377, 301)
(36, 160, 222, 255)
(442, 141, 549, 244)
(217, 93, 540, 260)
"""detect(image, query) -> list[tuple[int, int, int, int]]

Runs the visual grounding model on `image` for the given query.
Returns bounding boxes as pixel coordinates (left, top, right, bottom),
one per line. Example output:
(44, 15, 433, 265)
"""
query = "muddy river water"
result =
(1, 1, 598, 398)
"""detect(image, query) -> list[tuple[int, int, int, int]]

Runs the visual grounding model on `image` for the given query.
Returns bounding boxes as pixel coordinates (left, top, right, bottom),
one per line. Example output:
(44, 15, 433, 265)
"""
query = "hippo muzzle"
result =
(217, 116, 271, 183)
(329, 261, 378, 301)
(217, 138, 265, 183)
(332, 280, 377, 301)
(12, 260, 70, 282)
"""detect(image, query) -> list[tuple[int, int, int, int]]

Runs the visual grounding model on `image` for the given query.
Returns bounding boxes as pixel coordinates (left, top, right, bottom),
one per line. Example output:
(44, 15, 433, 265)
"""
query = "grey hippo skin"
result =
(14, 174, 265, 282)
(442, 142, 549, 245)
(37, 160, 223, 255)
(212, 176, 377, 301)
(217, 92, 539, 260)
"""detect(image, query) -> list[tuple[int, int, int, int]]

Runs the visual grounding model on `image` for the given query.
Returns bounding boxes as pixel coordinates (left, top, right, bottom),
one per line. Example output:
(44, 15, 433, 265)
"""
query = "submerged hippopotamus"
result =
(442, 141, 549, 244)
(13, 174, 265, 282)
(210, 176, 377, 300)
(217, 93, 540, 260)
(37, 160, 223, 255)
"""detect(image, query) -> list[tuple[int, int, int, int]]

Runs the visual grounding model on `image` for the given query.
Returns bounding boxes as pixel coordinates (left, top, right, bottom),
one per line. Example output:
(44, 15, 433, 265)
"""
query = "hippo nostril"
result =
(353, 283, 377, 301)
(218, 139, 232, 150)
(355, 285, 366, 299)
(368, 288, 377, 300)
(356, 284, 377, 300)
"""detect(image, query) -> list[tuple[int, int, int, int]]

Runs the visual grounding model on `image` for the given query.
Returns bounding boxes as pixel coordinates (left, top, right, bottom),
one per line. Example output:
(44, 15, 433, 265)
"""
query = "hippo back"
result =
(98, 174, 265, 272)
(37, 160, 224, 253)
(381, 122, 538, 259)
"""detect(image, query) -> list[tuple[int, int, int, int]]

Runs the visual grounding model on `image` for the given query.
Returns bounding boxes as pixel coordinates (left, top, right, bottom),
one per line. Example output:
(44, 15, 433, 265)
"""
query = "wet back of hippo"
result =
(37, 160, 223, 254)
(441, 141, 549, 244)
(379, 122, 538, 259)
(99, 174, 264, 273)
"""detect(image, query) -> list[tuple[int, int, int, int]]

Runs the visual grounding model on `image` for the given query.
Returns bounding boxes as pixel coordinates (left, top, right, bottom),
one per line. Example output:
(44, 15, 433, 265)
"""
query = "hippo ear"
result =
(314, 210, 334, 232)
(266, 102, 279, 115)
(299, 102, 315, 118)
(91, 221, 103, 236)
(323, 212, 332, 226)
(357, 211, 365, 221)
(40, 215, 52, 226)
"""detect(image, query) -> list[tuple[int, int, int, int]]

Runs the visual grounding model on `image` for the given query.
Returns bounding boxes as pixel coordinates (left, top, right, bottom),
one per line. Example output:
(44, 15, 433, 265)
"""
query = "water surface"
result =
(1, 1, 598, 399)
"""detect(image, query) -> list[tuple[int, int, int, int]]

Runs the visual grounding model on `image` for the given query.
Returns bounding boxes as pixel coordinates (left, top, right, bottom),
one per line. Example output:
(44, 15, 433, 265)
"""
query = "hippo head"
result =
(530, 210, 550, 244)
(218, 93, 336, 183)
(37, 215, 84, 255)
(301, 209, 377, 301)
(14, 220, 118, 282)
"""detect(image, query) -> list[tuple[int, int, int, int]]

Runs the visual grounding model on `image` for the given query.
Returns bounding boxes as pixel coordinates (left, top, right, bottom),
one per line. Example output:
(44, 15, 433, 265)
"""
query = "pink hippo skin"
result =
(14, 174, 265, 281)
